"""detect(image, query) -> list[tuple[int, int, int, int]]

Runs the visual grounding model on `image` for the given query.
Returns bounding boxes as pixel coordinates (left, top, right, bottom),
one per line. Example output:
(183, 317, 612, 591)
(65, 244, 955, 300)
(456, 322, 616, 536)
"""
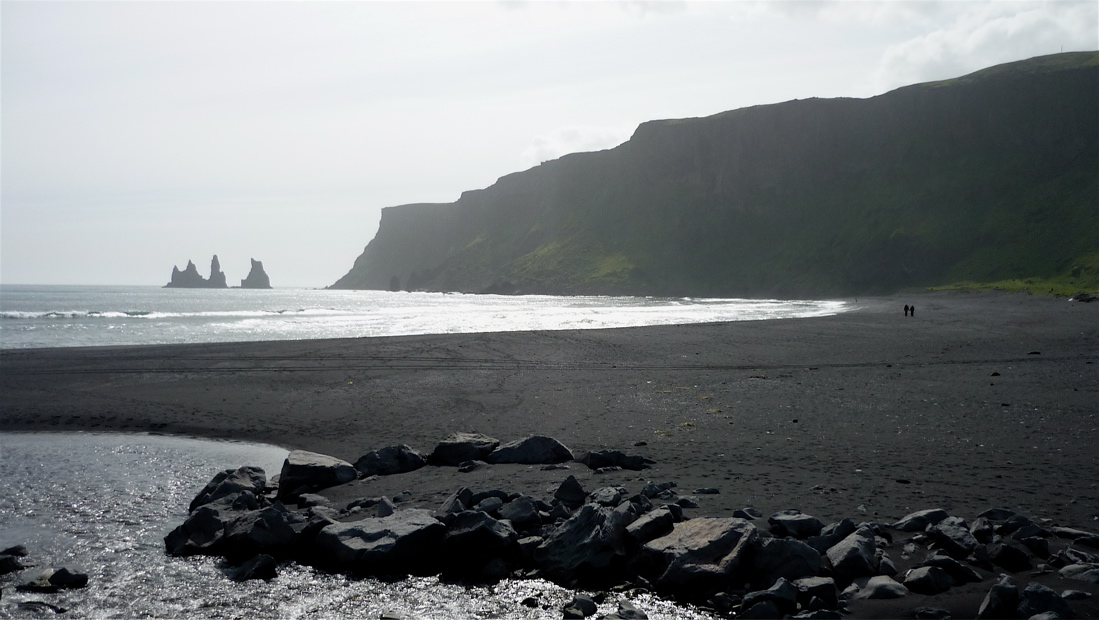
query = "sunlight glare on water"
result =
(0, 285, 849, 349)
(0, 433, 716, 619)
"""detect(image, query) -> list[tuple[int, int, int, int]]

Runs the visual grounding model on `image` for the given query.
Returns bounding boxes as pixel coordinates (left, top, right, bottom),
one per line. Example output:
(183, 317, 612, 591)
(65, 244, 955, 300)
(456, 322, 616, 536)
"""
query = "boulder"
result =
(566, 596, 598, 617)
(990, 543, 1033, 572)
(626, 506, 677, 544)
(577, 450, 652, 471)
(903, 566, 954, 595)
(825, 526, 878, 583)
(314, 509, 445, 575)
(188, 466, 267, 512)
(742, 577, 799, 616)
(533, 503, 617, 582)
(926, 520, 981, 560)
(641, 481, 678, 499)
(604, 600, 649, 619)
(486, 435, 574, 464)
(1051, 527, 1099, 540)
(740, 600, 782, 619)
(440, 510, 518, 568)
(498, 495, 541, 527)
(590, 486, 627, 507)
(438, 487, 473, 515)
(971, 517, 996, 543)
(1018, 582, 1074, 619)
(554, 475, 588, 509)
(922, 553, 984, 584)
(640, 517, 757, 589)
(976, 575, 1020, 620)
(0, 554, 27, 574)
(750, 537, 822, 588)
(164, 504, 230, 556)
(846, 575, 909, 600)
(15, 567, 89, 593)
(893, 508, 950, 532)
(277, 450, 358, 501)
(1059, 563, 1099, 584)
(428, 433, 500, 466)
(221, 505, 297, 558)
(230, 554, 278, 581)
(793, 577, 839, 610)
(769, 510, 824, 539)
(354, 445, 427, 477)
(978, 508, 1018, 522)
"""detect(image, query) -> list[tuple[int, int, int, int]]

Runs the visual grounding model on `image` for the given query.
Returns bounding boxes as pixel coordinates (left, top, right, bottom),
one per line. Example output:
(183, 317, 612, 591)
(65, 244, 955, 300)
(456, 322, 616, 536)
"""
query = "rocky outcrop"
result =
(240, 258, 272, 289)
(165, 255, 272, 288)
(165, 255, 229, 288)
(164, 441, 1099, 619)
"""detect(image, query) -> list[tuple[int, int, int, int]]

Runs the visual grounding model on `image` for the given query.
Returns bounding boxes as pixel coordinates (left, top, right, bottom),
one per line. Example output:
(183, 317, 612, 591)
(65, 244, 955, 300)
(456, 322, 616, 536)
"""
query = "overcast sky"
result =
(2, 1, 1095, 287)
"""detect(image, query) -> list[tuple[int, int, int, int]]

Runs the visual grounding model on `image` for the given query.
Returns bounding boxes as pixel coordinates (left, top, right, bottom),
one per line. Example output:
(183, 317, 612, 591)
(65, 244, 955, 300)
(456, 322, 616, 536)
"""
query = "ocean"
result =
(0, 285, 849, 350)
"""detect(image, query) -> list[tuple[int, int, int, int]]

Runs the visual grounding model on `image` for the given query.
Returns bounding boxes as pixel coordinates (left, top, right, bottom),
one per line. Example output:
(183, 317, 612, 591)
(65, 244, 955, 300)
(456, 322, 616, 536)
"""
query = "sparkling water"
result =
(0, 433, 716, 619)
(0, 285, 847, 350)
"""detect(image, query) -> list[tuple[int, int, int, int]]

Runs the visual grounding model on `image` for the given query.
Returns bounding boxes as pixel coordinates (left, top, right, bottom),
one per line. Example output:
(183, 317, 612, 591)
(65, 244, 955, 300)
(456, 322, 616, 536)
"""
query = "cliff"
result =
(240, 259, 272, 289)
(330, 52, 1099, 297)
(166, 255, 229, 289)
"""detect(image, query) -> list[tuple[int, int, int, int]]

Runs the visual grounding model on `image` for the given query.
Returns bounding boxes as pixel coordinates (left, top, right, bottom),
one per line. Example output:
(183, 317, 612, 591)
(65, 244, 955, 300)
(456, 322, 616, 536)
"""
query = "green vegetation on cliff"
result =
(331, 52, 1099, 298)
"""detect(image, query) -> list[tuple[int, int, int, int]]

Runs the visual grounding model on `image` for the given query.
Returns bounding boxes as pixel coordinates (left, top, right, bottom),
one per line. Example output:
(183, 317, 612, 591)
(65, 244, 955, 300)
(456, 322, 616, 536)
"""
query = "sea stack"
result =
(165, 255, 228, 289)
(240, 259, 272, 289)
(207, 255, 228, 288)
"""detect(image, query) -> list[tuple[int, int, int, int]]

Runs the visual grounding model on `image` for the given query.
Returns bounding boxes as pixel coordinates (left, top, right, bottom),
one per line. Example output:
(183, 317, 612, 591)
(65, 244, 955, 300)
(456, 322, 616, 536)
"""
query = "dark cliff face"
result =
(330, 52, 1099, 297)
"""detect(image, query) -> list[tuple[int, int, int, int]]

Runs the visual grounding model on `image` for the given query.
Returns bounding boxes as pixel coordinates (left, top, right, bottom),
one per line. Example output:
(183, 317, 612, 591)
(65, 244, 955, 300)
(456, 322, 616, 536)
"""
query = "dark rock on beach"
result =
(277, 450, 358, 501)
(15, 567, 89, 593)
(427, 432, 500, 466)
(314, 509, 445, 575)
(485, 435, 574, 464)
(354, 445, 427, 477)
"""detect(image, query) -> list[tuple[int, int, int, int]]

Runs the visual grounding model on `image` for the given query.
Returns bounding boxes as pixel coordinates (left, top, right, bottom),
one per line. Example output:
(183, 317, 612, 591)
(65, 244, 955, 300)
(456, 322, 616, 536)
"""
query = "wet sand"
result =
(3, 290, 1097, 616)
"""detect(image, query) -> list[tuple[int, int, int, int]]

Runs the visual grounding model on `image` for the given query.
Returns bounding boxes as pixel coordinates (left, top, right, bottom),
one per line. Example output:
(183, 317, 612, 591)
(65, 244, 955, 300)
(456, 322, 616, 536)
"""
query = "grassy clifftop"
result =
(331, 52, 1098, 298)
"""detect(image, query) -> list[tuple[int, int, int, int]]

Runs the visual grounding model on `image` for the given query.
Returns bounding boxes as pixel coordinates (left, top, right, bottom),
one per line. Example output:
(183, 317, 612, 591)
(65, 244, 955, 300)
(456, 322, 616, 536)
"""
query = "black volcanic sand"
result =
(3, 290, 1098, 617)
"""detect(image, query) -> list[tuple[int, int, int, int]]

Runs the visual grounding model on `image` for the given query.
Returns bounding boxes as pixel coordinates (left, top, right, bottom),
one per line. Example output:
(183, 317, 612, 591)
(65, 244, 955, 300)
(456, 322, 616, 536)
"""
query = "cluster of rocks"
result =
(0, 544, 87, 614)
(164, 435, 1099, 619)
(164, 255, 272, 289)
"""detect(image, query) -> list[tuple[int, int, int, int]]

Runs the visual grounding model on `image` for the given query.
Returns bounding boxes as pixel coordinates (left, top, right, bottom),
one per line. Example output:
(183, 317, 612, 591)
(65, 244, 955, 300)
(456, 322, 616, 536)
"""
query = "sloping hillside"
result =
(331, 52, 1098, 297)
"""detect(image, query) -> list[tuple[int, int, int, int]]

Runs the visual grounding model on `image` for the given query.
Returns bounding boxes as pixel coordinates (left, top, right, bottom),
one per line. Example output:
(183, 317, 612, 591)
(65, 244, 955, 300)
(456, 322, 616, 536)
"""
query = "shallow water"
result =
(0, 285, 848, 349)
(0, 433, 716, 619)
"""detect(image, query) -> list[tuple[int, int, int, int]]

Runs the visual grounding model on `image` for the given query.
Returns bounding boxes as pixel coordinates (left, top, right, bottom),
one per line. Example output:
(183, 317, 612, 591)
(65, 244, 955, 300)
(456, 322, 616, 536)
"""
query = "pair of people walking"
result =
(904, 304, 916, 317)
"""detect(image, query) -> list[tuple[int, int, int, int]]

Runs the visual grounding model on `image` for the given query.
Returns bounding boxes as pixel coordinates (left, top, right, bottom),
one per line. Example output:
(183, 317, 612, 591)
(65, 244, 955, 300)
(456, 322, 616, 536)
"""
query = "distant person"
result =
(910, 305, 915, 317)
(904, 304, 910, 317)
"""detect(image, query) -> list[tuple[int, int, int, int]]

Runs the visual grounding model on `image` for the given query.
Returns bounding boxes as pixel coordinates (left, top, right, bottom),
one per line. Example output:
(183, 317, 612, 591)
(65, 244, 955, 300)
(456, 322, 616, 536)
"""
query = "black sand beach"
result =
(3, 290, 1097, 617)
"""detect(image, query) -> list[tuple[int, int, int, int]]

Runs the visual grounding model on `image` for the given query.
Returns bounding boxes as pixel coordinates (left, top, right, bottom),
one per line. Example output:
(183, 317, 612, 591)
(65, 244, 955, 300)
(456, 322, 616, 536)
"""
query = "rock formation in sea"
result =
(329, 52, 1098, 297)
(207, 255, 227, 288)
(240, 258, 272, 289)
(166, 255, 273, 289)
(165, 255, 228, 289)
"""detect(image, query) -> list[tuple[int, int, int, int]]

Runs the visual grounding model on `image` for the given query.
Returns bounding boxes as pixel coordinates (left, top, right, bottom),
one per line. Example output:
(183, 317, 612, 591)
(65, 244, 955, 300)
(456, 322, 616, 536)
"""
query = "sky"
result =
(2, 1, 1096, 288)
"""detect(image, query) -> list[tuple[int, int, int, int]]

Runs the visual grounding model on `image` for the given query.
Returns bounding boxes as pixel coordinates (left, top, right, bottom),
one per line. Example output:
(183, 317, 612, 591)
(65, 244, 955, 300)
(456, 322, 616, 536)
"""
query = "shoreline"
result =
(4, 289, 1098, 617)
(2, 290, 1096, 527)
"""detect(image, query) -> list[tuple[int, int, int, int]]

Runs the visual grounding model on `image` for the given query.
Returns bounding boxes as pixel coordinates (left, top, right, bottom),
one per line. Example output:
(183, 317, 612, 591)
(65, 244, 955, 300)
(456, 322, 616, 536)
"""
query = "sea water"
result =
(0, 285, 848, 350)
(0, 433, 717, 619)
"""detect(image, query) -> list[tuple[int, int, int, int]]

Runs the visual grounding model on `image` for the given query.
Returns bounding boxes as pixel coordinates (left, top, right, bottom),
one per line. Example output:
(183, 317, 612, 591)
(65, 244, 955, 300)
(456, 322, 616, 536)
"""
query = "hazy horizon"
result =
(3, 1, 1096, 288)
